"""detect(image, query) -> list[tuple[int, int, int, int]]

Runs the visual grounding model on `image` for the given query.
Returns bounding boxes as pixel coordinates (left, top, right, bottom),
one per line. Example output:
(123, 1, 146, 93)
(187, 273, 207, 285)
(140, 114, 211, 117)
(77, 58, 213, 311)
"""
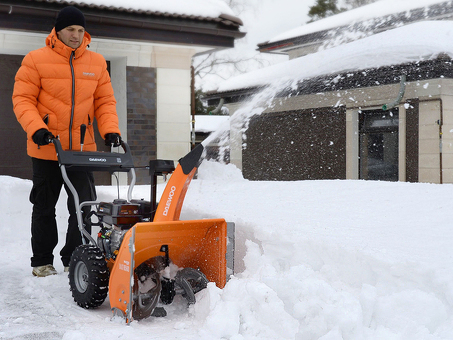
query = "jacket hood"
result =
(45, 28, 92, 59)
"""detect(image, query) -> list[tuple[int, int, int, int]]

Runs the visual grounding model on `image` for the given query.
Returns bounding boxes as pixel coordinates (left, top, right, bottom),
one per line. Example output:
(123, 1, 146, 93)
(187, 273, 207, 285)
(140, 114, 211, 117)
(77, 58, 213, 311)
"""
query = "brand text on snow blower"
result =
(163, 186, 176, 216)
(119, 260, 129, 272)
(89, 157, 107, 162)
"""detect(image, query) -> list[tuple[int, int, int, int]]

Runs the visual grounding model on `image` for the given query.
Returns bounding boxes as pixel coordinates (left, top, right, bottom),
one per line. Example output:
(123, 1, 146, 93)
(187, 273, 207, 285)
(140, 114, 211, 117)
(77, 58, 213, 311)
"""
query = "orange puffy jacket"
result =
(12, 28, 121, 161)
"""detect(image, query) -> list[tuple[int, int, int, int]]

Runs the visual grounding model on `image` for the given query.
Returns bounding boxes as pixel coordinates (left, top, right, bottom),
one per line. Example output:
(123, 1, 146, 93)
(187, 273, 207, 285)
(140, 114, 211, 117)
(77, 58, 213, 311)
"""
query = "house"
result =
(205, 0, 453, 184)
(257, 0, 453, 59)
(0, 0, 245, 184)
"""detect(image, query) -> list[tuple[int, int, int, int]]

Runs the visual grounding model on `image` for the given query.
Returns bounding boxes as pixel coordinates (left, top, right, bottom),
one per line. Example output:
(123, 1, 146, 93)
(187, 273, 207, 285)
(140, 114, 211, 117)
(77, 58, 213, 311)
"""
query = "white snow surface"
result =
(56, 0, 235, 17)
(2, 161, 453, 339)
(267, 0, 450, 43)
(216, 20, 453, 92)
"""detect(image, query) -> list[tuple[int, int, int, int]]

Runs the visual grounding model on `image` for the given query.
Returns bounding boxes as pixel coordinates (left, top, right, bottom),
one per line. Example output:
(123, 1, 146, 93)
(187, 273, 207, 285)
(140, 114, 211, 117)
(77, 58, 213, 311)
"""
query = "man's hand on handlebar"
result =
(104, 133, 122, 147)
(32, 128, 55, 146)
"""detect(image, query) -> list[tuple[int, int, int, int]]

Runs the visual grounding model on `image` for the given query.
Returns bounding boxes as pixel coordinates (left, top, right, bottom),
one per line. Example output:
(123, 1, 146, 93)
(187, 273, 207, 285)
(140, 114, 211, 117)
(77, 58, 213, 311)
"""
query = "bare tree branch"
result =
(192, 0, 268, 88)
(193, 52, 271, 84)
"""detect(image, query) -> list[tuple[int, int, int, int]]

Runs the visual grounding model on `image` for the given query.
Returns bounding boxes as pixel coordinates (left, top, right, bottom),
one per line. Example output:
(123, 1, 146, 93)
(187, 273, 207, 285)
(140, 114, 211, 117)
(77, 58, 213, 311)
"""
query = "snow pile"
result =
(197, 159, 243, 181)
(186, 165, 453, 340)
(216, 20, 453, 93)
(191, 279, 299, 339)
(62, 0, 235, 17)
(2, 162, 453, 339)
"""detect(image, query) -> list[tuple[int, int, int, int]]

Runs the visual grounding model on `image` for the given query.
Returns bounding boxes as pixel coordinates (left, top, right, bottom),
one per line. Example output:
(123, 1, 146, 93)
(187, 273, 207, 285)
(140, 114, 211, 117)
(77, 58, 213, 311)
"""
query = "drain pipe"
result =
(209, 98, 225, 115)
(438, 100, 444, 184)
(382, 75, 406, 111)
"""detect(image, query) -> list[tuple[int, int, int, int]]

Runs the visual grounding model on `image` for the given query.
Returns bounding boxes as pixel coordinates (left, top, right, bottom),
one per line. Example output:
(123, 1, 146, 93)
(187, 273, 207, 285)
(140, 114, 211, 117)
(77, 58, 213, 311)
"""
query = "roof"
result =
(207, 21, 453, 97)
(258, 0, 452, 54)
(0, 0, 245, 47)
(29, 0, 243, 27)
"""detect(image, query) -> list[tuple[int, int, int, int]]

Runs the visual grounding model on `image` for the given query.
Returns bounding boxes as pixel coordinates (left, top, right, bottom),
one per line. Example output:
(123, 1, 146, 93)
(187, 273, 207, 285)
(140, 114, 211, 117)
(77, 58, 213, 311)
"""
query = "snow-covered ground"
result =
(2, 161, 453, 339)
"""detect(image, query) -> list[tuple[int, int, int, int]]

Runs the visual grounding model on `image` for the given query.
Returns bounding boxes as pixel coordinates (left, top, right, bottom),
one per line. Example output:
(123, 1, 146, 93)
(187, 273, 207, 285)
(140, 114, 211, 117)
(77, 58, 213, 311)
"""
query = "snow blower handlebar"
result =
(52, 137, 135, 173)
(52, 137, 137, 245)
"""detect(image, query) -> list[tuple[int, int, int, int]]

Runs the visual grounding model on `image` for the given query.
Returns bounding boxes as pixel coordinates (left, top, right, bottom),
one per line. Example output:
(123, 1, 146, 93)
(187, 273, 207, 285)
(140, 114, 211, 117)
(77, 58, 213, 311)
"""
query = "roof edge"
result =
(0, 2, 246, 45)
(205, 54, 453, 102)
(24, 0, 244, 28)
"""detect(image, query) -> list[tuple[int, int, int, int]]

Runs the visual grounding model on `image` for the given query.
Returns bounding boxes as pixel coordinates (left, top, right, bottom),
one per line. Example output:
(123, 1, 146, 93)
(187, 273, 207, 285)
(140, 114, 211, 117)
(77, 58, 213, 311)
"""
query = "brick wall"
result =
(126, 66, 157, 184)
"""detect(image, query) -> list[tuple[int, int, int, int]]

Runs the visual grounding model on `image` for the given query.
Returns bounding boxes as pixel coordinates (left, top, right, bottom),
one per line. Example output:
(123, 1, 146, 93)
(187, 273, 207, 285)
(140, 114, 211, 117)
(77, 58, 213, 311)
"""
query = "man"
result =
(12, 6, 122, 277)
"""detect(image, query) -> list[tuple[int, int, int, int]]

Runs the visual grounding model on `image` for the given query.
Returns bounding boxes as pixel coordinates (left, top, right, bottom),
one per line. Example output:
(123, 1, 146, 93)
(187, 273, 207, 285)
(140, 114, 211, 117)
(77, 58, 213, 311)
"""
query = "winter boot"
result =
(32, 264, 57, 277)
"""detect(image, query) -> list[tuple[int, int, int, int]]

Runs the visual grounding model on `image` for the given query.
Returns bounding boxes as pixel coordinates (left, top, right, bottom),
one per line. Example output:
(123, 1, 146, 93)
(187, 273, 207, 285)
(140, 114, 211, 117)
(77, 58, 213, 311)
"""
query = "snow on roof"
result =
(267, 0, 449, 43)
(194, 115, 230, 133)
(52, 0, 235, 18)
(216, 20, 453, 93)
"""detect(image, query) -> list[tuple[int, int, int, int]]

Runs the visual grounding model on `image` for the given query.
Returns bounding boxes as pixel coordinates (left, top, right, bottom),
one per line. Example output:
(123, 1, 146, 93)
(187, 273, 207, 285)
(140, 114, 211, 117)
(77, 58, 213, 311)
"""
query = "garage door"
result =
(0, 54, 31, 180)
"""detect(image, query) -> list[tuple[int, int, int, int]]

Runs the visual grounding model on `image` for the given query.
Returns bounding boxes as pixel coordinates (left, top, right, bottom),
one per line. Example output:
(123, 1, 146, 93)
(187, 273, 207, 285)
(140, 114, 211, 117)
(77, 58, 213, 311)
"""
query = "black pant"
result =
(30, 158, 96, 267)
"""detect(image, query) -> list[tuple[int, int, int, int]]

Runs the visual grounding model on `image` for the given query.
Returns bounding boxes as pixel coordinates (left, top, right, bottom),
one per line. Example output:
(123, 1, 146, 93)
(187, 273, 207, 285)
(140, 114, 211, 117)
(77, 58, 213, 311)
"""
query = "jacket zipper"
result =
(69, 50, 75, 150)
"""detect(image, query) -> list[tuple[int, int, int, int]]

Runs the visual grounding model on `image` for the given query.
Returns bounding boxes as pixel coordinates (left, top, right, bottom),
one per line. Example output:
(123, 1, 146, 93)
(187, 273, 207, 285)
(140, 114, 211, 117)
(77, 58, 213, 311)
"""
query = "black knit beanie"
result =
(55, 6, 86, 32)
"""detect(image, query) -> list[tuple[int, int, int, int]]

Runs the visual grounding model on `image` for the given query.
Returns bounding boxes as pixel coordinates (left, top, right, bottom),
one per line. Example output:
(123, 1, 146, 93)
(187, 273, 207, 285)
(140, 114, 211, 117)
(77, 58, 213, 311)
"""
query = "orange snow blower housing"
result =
(53, 137, 233, 323)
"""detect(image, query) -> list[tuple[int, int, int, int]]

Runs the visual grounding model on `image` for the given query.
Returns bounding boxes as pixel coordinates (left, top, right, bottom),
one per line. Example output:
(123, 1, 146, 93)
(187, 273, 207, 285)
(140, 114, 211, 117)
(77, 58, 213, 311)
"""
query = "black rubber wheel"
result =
(69, 245, 109, 309)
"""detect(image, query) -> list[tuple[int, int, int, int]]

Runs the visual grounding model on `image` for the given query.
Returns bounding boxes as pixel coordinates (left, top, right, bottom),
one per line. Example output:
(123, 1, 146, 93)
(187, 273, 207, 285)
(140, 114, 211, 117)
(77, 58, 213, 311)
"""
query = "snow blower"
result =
(52, 134, 234, 323)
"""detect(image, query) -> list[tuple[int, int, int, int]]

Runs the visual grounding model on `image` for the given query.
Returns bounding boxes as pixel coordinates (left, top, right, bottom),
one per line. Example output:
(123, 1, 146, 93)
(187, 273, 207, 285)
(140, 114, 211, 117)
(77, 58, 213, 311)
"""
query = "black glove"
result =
(32, 128, 54, 146)
(104, 133, 122, 147)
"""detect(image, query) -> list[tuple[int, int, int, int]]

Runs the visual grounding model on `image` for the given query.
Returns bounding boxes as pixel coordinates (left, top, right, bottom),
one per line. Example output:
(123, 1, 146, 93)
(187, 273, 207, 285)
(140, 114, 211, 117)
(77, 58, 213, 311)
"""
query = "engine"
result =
(96, 198, 151, 259)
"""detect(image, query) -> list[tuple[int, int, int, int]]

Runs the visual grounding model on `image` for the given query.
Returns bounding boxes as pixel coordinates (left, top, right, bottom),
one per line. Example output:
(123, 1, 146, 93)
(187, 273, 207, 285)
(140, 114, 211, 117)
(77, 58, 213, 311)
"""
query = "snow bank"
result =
(197, 159, 243, 181)
(184, 167, 453, 339)
(191, 279, 299, 339)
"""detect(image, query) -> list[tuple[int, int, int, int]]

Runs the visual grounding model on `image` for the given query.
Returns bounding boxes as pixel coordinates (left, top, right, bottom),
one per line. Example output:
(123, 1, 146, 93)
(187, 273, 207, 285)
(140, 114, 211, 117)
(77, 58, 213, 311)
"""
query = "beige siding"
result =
(418, 100, 441, 183)
(346, 109, 359, 179)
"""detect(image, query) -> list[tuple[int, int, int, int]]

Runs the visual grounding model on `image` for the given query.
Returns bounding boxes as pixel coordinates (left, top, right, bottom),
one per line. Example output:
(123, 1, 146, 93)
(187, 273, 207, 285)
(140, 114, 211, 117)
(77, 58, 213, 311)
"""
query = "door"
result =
(0, 55, 31, 179)
(359, 109, 399, 181)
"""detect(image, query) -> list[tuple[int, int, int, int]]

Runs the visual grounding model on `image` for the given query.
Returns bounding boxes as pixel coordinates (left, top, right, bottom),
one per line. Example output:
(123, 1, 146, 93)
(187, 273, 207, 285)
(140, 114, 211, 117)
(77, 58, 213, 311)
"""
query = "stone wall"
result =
(243, 107, 347, 181)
